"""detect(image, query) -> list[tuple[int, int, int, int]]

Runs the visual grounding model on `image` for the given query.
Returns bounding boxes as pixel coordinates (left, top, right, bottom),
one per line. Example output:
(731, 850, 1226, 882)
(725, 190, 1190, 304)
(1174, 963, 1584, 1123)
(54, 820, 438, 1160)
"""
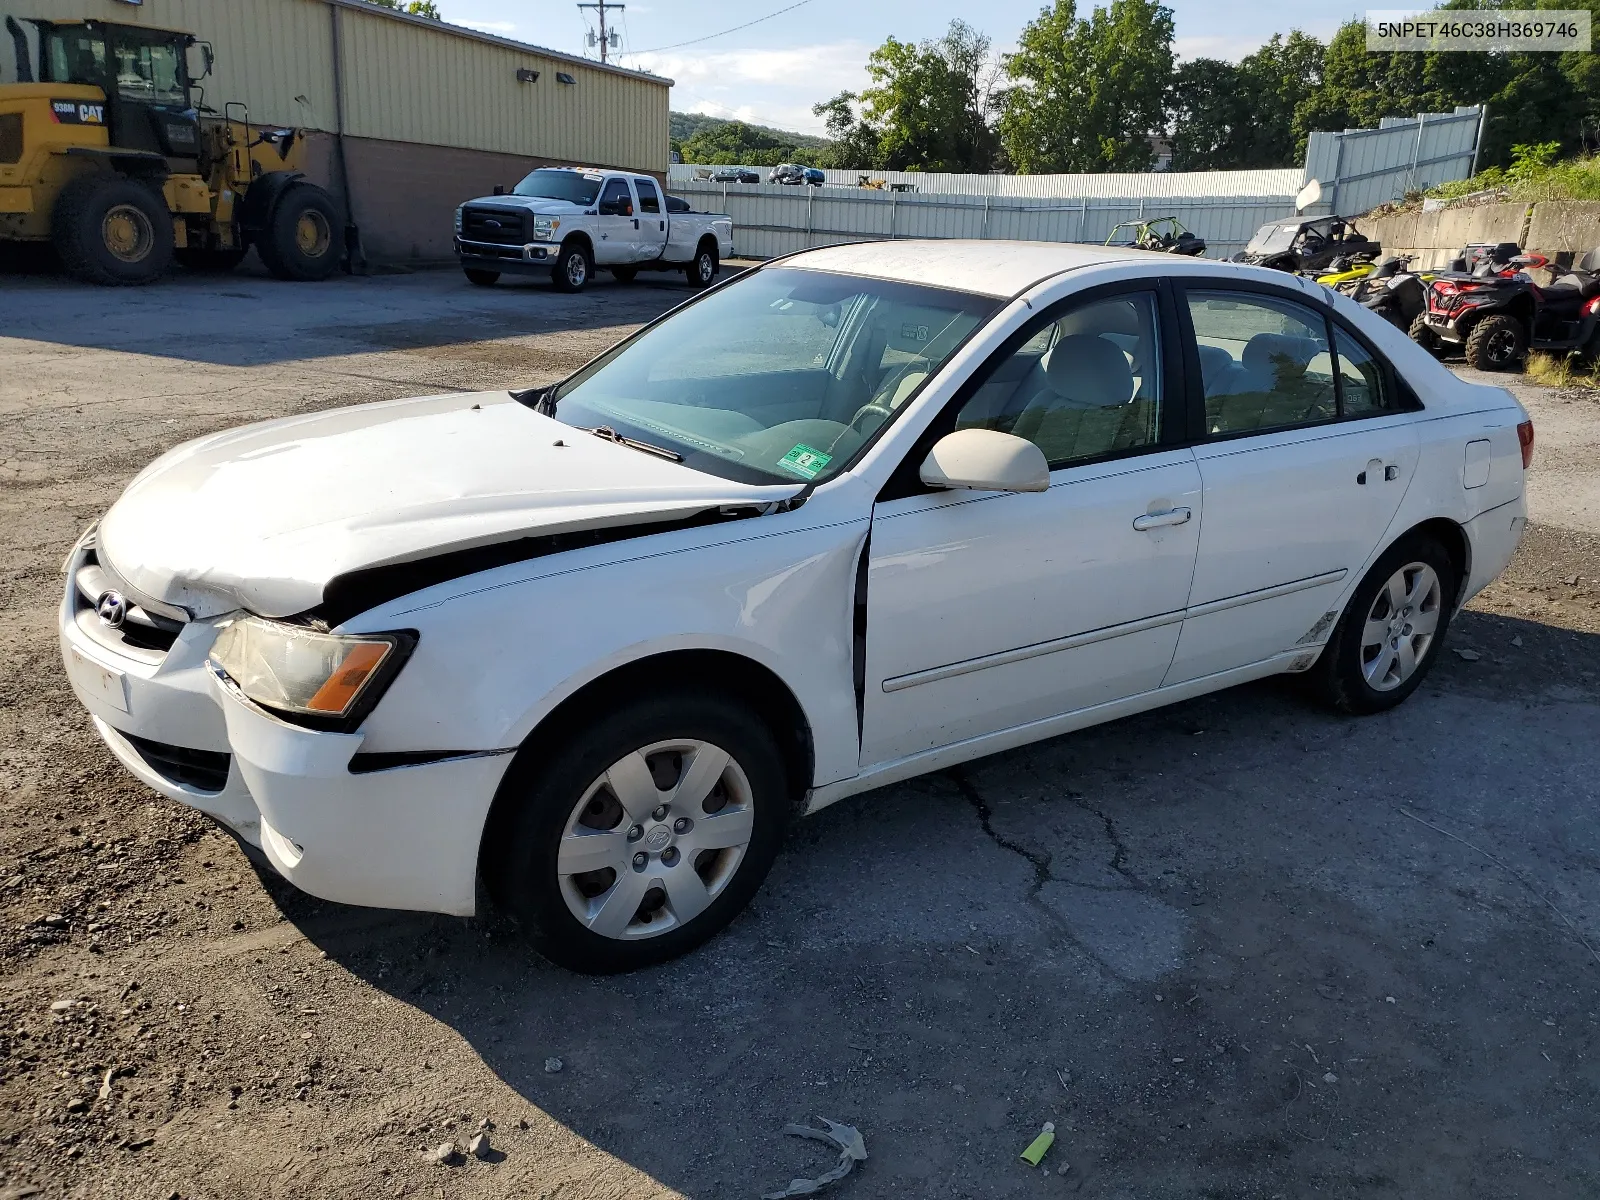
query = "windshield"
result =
(1246, 223, 1300, 254)
(546, 268, 998, 485)
(513, 168, 604, 205)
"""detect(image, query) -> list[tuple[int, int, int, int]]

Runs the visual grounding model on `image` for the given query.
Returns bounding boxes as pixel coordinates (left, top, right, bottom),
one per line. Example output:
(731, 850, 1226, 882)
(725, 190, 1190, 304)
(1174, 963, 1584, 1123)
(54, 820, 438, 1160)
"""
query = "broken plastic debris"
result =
(1453, 648, 1482, 661)
(760, 1117, 867, 1199)
(1020, 1121, 1055, 1166)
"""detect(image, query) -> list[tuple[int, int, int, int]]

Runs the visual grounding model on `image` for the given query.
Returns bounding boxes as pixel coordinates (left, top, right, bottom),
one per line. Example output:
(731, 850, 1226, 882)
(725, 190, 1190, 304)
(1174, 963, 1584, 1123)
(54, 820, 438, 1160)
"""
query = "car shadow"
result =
(0, 263, 710, 368)
(265, 609, 1600, 1197)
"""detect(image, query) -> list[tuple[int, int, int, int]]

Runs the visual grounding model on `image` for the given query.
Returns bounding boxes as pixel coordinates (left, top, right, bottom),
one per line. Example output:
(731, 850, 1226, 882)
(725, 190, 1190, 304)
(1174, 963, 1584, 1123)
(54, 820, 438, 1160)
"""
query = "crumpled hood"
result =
(98, 392, 797, 619)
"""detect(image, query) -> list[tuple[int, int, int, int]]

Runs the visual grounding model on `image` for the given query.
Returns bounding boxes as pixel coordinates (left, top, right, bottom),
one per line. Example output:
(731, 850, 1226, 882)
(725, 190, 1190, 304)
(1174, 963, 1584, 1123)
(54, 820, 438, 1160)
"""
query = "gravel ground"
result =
(0, 267, 1596, 1200)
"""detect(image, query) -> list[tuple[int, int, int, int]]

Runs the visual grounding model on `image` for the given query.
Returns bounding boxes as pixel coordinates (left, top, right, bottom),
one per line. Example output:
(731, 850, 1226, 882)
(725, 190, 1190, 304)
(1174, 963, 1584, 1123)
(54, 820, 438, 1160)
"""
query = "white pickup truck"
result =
(454, 167, 734, 293)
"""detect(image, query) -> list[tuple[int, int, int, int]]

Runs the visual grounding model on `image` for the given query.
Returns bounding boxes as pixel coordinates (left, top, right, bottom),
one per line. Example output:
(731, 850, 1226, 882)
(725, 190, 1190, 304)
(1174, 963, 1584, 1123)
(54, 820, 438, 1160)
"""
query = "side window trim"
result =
(877, 280, 1177, 502)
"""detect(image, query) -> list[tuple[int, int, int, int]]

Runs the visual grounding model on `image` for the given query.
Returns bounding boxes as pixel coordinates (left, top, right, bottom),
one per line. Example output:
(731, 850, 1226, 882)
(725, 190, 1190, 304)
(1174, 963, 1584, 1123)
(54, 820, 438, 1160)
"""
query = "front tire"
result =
(486, 690, 790, 973)
(51, 174, 174, 286)
(551, 240, 591, 293)
(256, 183, 342, 282)
(1464, 313, 1526, 371)
(463, 267, 500, 287)
(686, 241, 718, 289)
(1408, 312, 1445, 357)
(1306, 535, 1458, 715)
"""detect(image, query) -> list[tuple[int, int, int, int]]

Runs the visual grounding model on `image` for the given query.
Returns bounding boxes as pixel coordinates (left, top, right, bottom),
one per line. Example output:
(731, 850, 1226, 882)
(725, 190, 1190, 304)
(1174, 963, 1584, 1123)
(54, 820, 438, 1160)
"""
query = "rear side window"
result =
(1331, 325, 1391, 415)
(1187, 291, 1335, 435)
(634, 179, 661, 213)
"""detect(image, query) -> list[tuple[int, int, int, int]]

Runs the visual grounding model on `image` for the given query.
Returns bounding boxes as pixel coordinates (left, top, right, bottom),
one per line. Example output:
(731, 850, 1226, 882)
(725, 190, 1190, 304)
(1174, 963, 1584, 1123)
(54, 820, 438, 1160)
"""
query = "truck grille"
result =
(459, 207, 528, 246)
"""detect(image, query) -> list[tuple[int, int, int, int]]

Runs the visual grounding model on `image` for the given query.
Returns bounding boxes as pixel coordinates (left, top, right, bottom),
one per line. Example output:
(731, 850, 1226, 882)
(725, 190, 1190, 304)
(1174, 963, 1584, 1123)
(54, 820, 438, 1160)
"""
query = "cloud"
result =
(1174, 21, 1343, 63)
(629, 41, 872, 135)
(457, 18, 517, 35)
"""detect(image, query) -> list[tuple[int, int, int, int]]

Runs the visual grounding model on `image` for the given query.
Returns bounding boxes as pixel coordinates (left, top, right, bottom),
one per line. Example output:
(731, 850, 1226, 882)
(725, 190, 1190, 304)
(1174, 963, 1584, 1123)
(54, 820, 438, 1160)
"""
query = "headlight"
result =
(454, 206, 464, 233)
(208, 617, 414, 726)
(532, 215, 559, 239)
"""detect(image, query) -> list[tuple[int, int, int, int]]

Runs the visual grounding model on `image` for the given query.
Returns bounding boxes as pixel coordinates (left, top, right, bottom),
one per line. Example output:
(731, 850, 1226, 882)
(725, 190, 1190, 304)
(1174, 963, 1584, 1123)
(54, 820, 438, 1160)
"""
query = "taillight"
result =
(1518, 420, 1535, 470)
(1584, 296, 1600, 316)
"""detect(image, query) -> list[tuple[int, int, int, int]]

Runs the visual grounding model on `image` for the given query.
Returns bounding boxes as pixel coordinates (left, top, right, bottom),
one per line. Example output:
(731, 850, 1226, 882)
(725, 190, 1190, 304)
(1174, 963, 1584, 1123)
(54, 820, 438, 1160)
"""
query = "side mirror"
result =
(919, 429, 1049, 494)
(492, 184, 504, 196)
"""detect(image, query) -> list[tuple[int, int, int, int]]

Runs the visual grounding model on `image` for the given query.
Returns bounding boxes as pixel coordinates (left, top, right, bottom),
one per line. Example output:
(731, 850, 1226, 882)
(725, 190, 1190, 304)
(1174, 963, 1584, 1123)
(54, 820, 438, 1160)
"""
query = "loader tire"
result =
(256, 184, 342, 282)
(52, 175, 174, 286)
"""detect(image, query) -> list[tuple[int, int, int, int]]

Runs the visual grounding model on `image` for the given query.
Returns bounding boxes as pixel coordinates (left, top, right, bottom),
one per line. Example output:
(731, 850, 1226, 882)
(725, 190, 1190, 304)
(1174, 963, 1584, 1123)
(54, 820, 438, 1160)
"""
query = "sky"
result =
(434, 1, 1361, 135)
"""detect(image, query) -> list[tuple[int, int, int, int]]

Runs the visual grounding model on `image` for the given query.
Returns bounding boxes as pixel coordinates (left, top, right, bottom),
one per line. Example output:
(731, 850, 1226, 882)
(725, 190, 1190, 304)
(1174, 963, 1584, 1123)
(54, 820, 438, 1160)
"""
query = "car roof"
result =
(780, 239, 1158, 298)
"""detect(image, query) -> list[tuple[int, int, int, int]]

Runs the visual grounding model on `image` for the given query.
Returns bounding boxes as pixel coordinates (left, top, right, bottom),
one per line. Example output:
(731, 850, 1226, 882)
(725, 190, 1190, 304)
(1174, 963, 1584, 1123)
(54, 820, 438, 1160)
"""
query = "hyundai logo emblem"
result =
(96, 590, 128, 628)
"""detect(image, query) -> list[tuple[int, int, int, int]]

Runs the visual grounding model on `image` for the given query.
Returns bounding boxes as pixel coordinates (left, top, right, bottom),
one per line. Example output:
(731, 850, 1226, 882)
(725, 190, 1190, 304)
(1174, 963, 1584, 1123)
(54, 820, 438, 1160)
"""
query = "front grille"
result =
(73, 551, 184, 655)
(459, 207, 528, 246)
(119, 732, 231, 793)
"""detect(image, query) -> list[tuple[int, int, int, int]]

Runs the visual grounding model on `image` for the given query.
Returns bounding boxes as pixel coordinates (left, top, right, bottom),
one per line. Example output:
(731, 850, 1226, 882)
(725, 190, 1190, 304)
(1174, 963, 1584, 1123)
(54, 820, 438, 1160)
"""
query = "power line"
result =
(629, 0, 815, 56)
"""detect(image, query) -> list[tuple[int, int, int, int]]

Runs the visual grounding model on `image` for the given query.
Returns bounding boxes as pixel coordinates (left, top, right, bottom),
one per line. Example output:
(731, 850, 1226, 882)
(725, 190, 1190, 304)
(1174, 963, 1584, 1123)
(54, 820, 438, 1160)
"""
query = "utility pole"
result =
(577, 1, 623, 64)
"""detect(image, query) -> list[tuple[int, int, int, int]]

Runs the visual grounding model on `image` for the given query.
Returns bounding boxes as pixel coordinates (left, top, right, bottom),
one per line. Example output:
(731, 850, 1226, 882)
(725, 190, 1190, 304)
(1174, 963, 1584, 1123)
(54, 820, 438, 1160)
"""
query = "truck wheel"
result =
(463, 268, 500, 287)
(485, 689, 790, 973)
(685, 242, 718, 289)
(1407, 313, 1445, 358)
(175, 247, 247, 274)
(256, 184, 342, 282)
(52, 175, 174, 286)
(611, 266, 637, 284)
(551, 240, 591, 293)
(1464, 313, 1526, 371)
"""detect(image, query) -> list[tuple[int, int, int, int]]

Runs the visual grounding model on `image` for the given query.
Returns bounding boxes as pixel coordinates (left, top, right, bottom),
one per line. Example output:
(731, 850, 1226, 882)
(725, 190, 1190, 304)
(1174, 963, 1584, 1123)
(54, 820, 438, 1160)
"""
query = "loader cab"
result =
(32, 19, 202, 162)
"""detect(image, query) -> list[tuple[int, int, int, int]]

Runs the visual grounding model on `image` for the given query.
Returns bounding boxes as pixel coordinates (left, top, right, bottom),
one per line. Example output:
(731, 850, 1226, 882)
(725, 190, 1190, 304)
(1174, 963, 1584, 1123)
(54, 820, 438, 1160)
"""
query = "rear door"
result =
(1164, 284, 1419, 684)
(632, 178, 669, 262)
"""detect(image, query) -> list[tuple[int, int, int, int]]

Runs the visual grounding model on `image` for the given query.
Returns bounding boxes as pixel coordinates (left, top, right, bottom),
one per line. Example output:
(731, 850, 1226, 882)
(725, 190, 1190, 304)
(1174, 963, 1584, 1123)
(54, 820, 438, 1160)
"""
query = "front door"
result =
(861, 287, 1203, 767)
(1164, 286, 1420, 684)
(632, 178, 669, 263)
(591, 178, 636, 265)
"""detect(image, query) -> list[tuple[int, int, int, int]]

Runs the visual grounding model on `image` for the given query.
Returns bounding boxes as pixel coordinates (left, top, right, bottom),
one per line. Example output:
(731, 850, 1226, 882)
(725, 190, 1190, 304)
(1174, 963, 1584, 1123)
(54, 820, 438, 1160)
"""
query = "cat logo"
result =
(50, 100, 106, 125)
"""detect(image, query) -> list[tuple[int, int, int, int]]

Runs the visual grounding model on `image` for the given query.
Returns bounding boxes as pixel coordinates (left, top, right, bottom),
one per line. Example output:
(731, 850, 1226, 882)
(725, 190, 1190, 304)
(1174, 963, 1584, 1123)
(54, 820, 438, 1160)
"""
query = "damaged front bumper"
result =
(58, 538, 510, 916)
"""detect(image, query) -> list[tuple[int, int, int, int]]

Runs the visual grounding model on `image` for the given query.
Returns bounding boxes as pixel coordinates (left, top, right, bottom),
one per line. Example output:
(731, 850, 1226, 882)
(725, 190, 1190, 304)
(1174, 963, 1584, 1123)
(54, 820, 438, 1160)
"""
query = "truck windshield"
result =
(513, 169, 604, 205)
(543, 268, 998, 487)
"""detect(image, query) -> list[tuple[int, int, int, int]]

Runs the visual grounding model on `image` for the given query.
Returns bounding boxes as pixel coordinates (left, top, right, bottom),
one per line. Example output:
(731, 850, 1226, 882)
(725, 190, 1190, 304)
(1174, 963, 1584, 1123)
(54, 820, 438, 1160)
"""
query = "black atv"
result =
(1352, 256, 1429, 333)
(1414, 248, 1600, 371)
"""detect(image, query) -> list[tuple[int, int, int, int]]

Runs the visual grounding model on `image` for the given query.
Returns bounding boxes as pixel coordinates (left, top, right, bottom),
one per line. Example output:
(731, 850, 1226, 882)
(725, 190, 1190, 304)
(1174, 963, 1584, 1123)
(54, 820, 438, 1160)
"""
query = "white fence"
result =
(676, 106, 1486, 261)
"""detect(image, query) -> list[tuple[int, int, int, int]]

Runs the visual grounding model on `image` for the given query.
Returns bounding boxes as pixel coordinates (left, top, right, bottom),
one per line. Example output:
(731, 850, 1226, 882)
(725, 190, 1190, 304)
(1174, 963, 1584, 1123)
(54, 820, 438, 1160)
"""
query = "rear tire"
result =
(485, 690, 790, 974)
(255, 184, 342, 282)
(1463, 313, 1526, 371)
(463, 267, 500, 287)
(51, 174, 173, 286)
(551, 240, 591, 293)
(1305, 534, 1458, 715)
(685, 241, 718, 289)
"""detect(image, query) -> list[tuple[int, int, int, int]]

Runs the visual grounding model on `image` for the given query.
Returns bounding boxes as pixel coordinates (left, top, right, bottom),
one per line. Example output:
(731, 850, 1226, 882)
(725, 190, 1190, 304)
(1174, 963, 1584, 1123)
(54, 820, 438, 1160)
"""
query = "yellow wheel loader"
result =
(0, 15, 343, 285)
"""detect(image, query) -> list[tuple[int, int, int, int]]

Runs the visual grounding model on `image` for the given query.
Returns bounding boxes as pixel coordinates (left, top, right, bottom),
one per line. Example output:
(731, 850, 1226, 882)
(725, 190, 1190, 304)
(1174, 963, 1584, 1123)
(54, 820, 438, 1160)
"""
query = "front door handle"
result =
(1132, 507, 1191, 531)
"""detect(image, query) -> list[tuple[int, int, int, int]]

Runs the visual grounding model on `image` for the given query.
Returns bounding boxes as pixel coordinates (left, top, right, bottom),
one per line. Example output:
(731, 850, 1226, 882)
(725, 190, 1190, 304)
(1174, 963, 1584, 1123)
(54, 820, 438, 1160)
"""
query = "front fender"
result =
(342, 513, 870, 790)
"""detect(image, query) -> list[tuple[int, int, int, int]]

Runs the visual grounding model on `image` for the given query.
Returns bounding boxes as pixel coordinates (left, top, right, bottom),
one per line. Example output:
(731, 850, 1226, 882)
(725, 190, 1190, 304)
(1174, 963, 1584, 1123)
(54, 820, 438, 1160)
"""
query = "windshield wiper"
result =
(587, 425, 683, 462)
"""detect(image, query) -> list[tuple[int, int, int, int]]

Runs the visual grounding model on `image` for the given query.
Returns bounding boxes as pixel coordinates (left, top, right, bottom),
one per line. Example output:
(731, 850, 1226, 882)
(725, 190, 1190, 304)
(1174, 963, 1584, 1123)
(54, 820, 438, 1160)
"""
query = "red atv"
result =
(1412, 246, 1600, 371)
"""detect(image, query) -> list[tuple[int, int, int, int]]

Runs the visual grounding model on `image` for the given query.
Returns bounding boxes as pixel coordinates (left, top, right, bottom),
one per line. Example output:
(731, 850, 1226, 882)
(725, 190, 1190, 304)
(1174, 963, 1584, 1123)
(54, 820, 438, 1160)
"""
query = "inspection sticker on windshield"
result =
(777, 444, 831, 479)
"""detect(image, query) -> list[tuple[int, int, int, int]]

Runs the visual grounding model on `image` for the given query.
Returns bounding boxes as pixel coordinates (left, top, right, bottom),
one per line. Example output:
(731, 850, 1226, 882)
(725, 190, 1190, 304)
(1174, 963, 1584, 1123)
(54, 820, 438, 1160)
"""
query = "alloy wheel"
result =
(696, 251, 714, 284)
(557, 739, 755, 940)
(566, 252, 588, 288)
(1360, 562, 1442, 691)
(1486, 327, 1518, 365)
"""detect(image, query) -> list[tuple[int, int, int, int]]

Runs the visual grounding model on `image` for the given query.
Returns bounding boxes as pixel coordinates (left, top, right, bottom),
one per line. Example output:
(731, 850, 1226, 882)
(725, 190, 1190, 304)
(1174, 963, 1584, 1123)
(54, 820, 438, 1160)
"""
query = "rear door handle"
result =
(1132, 507, 1191, 531)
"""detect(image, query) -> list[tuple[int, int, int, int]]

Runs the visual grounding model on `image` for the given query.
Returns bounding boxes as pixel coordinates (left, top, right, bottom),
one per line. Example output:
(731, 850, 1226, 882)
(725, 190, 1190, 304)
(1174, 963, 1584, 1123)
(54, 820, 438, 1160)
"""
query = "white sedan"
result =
(59, 241, 1531, 973)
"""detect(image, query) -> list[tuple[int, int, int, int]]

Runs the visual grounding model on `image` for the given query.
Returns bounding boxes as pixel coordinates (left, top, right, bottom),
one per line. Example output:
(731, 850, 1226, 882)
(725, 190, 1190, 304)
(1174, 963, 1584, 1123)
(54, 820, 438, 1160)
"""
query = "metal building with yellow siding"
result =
(0, 0, 671, 261)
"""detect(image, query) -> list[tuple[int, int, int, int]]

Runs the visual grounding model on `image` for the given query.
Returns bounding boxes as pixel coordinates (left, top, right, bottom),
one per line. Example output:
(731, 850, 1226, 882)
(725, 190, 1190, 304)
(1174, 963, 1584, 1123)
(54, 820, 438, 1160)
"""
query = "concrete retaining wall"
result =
(1358, 202, 1530, 268)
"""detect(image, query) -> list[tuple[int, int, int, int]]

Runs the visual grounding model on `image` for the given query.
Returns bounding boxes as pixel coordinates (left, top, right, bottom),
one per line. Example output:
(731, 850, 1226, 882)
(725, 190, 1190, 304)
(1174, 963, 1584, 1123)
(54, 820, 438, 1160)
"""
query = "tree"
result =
(998, 0, 1175, 174)
(677, 121, 816, 167)
(367, 0, 443, 17)
(1168, 31, 1323, 171)
(845, 21, 1000, 171)
(811, 93, 885, 170)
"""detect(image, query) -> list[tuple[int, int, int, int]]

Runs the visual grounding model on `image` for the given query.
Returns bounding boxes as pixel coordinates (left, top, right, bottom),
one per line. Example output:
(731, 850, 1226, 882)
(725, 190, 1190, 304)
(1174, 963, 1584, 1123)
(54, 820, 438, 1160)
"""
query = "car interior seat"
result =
(1010, 335, 1152, 463)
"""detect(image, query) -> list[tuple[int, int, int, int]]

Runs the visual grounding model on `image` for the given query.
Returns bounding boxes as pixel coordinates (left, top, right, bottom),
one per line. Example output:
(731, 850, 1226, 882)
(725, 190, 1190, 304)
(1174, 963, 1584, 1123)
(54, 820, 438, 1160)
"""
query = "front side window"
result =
(597, 178, 632, 216)
(546, 268, 997, 485)
(1188, 291, 1336, 435)
(513, 168, 603, 206)
(954, 292, 1162, 469)
(634, 179, 661, 213)
(111, 36, 185, 105)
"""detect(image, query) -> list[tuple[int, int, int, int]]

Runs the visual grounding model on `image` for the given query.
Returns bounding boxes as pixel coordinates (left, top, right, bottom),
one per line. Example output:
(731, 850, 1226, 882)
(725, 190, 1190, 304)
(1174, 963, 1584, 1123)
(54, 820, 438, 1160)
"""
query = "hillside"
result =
(670, 111, 828, 151)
